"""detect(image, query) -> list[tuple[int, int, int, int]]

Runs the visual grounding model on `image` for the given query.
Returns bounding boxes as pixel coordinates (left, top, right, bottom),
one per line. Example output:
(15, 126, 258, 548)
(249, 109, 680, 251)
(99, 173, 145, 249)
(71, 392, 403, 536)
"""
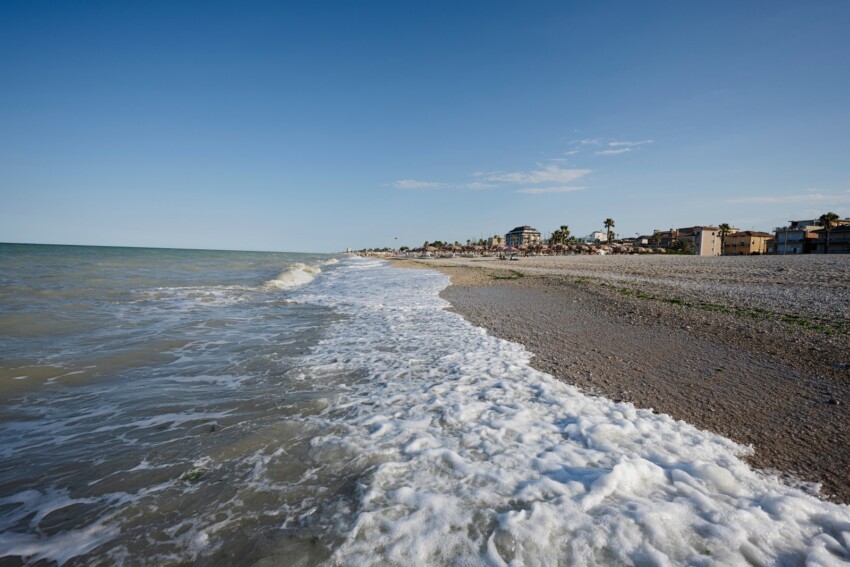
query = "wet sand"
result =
(393, 255, 850, 503)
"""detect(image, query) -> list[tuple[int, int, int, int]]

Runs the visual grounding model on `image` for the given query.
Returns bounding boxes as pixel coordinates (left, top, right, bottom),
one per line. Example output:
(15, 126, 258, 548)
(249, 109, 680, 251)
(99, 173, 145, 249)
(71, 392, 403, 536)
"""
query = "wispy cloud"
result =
(485, 165, 591, 184)
(392, 178, 497, 190)
(580, 138, 601, 145)
(516, 186, 587, 194)
(459, 181, 496, 190)
(726, 190, 850, 204)
(393, 179, 444, 189)
(608, 139, 654, 147)
(595, 139, 654, 156)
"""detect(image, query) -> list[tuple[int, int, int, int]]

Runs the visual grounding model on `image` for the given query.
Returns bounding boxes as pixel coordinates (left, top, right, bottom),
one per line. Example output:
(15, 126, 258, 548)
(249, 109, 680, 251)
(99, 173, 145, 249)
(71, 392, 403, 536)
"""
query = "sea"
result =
(1, 243, 849, 566)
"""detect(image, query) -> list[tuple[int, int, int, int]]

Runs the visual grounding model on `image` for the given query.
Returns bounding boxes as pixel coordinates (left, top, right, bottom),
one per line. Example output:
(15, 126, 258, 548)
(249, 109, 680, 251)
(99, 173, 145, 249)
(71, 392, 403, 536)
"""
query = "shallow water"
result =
(1, 244, 849, 565)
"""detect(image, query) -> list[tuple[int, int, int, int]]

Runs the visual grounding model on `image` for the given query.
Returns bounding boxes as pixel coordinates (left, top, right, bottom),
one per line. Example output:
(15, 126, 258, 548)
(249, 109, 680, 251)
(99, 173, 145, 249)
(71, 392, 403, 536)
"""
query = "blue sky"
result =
(1, 1, 848, 252)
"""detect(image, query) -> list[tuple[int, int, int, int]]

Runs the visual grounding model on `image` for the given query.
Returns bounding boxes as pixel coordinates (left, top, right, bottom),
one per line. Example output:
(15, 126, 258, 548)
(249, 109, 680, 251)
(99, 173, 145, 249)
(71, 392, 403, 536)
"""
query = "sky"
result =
(1, 1, 849, 252)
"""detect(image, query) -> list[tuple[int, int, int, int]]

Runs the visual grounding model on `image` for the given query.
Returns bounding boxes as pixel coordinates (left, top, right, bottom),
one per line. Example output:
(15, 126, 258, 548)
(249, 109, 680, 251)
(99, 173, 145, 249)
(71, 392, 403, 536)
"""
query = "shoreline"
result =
(392, 255, 850, 504)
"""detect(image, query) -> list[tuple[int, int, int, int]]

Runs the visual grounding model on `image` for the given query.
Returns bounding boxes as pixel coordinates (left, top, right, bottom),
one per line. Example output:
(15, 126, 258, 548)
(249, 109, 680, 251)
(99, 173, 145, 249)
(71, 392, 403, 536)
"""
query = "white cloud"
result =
(392, 178, 497, 190)
(608, 139, 654, 147)
(459, 181, 496, 190)
(564, 148, 580, 156)
(516, 186, 587, 194)
(726, 190, 850, 204)
(485, 165, 591, 184)
(393, 179, 444, 189)
(595, 148, 632, 156)
(580, 138, 601, 145)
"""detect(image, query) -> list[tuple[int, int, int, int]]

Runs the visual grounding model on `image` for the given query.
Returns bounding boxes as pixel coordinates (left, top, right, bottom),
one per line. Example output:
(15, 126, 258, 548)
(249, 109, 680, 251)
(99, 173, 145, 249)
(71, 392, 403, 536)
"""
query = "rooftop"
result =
(730, 231, 773, 238)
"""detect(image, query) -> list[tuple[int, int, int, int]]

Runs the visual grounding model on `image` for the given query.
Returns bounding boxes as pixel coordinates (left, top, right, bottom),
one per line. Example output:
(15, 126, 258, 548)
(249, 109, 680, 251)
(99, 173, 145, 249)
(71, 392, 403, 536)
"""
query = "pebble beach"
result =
(396, 254, 850, 503)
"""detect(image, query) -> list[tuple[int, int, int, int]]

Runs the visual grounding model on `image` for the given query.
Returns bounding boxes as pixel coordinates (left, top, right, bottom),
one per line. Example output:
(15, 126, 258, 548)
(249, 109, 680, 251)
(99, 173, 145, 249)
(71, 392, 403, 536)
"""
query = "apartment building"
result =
(505, 226, 542, 247)
(723, 231, 773, 255)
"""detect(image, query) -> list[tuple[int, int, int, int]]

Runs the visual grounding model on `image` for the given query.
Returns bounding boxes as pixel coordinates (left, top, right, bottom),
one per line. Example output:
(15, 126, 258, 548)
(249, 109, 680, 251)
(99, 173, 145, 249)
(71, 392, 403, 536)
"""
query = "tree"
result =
(718, 223, 732, 256)
(670, 239, 693, 254)
(652, 231, 662, 247)
(820, 211, 840, 254)
(603, 218, 615, 243)
(549, 225, 570, 246)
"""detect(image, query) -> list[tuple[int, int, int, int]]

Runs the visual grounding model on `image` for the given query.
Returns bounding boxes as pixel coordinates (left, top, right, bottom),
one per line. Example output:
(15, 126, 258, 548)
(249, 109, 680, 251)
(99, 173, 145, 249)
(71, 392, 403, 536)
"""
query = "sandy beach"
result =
(395, 254, 850, 503)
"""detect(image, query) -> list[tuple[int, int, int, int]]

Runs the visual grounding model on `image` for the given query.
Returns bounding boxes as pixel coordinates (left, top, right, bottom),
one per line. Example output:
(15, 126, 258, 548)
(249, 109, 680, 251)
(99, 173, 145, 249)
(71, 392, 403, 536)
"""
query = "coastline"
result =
(393, 255, 850, 504)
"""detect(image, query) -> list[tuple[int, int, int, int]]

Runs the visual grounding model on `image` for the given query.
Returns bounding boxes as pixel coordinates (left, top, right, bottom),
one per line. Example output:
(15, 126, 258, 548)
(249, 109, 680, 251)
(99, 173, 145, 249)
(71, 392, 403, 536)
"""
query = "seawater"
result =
(1, 244, 849, 566)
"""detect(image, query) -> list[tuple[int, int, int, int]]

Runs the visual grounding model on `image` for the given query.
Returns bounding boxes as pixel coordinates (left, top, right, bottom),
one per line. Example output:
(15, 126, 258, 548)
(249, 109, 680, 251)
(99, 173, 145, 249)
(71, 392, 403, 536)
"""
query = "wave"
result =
(262, 263, 324, 291)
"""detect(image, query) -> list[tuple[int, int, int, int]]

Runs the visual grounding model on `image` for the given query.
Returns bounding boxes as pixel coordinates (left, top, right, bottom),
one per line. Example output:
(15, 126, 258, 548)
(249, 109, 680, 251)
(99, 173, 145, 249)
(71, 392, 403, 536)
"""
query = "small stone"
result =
(828, 399, 841, 406)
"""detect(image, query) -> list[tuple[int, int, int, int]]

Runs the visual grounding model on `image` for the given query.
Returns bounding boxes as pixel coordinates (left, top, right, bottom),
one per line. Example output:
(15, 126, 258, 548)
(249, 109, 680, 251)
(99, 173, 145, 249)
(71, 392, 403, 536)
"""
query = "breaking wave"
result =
(263, 263, 324, 290)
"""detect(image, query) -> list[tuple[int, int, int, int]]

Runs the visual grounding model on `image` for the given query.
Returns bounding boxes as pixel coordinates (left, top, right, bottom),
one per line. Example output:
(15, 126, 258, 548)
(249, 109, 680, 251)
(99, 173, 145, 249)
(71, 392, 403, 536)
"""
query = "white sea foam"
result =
(263, 263, 324, 290)
(290, 257, 850, 565)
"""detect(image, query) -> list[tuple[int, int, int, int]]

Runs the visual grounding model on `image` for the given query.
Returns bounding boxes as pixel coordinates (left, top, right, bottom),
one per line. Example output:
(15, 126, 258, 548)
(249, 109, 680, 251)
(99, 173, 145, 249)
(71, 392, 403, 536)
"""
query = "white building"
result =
(584, 231, 608, 244)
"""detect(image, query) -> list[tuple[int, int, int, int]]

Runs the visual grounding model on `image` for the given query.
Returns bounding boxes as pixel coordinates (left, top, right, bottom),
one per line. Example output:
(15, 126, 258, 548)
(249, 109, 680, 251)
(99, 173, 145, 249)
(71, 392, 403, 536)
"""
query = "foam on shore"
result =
(292, 258, 850, 565)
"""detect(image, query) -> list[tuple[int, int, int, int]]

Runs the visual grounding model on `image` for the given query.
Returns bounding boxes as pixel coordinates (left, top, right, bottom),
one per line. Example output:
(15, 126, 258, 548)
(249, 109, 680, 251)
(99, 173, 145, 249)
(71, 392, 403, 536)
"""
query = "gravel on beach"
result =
(394, 254, 850, 503)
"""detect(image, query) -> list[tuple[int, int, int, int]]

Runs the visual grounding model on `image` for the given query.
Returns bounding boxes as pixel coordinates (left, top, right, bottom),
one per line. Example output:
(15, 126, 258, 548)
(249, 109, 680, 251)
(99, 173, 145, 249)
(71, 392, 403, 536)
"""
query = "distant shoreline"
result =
(393, 255, 850, 504)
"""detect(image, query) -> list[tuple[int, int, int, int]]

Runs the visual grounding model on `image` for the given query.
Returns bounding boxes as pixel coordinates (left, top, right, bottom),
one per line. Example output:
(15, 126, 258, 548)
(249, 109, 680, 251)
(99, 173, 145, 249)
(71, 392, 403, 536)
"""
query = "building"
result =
(655, 226, 738, 255)
(679, 226, 739, 256)
(723, 231, 773, 255)
(692, 226, 725, 256)
(774, 219, 827, 254)
(505, 226, 541, 247)
(774, 218, 850, 254)
(583, 230, 608, 244)
(812, 224, 850, 254)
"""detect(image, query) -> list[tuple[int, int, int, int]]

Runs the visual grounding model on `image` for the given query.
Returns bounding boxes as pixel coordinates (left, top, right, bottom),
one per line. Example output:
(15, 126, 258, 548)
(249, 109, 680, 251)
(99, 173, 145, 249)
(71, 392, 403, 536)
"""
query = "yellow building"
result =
(723, 231, 773, 255)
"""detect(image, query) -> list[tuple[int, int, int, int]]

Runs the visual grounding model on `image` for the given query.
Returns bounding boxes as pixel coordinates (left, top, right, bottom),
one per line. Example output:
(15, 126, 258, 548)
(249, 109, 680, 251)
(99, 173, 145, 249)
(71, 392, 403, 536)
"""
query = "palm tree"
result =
(603, 218, 615, 243)
(652, 230, 662, 247)
(718, 223, 732, 256)
(820, 211, 840, 254)
(549, 225, 569, 246)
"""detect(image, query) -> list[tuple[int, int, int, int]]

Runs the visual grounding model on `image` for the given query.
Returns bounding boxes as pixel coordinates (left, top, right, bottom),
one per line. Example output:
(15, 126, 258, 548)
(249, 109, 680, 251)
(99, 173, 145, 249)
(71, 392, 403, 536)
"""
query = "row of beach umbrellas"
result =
(410, 243, 666, 255)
